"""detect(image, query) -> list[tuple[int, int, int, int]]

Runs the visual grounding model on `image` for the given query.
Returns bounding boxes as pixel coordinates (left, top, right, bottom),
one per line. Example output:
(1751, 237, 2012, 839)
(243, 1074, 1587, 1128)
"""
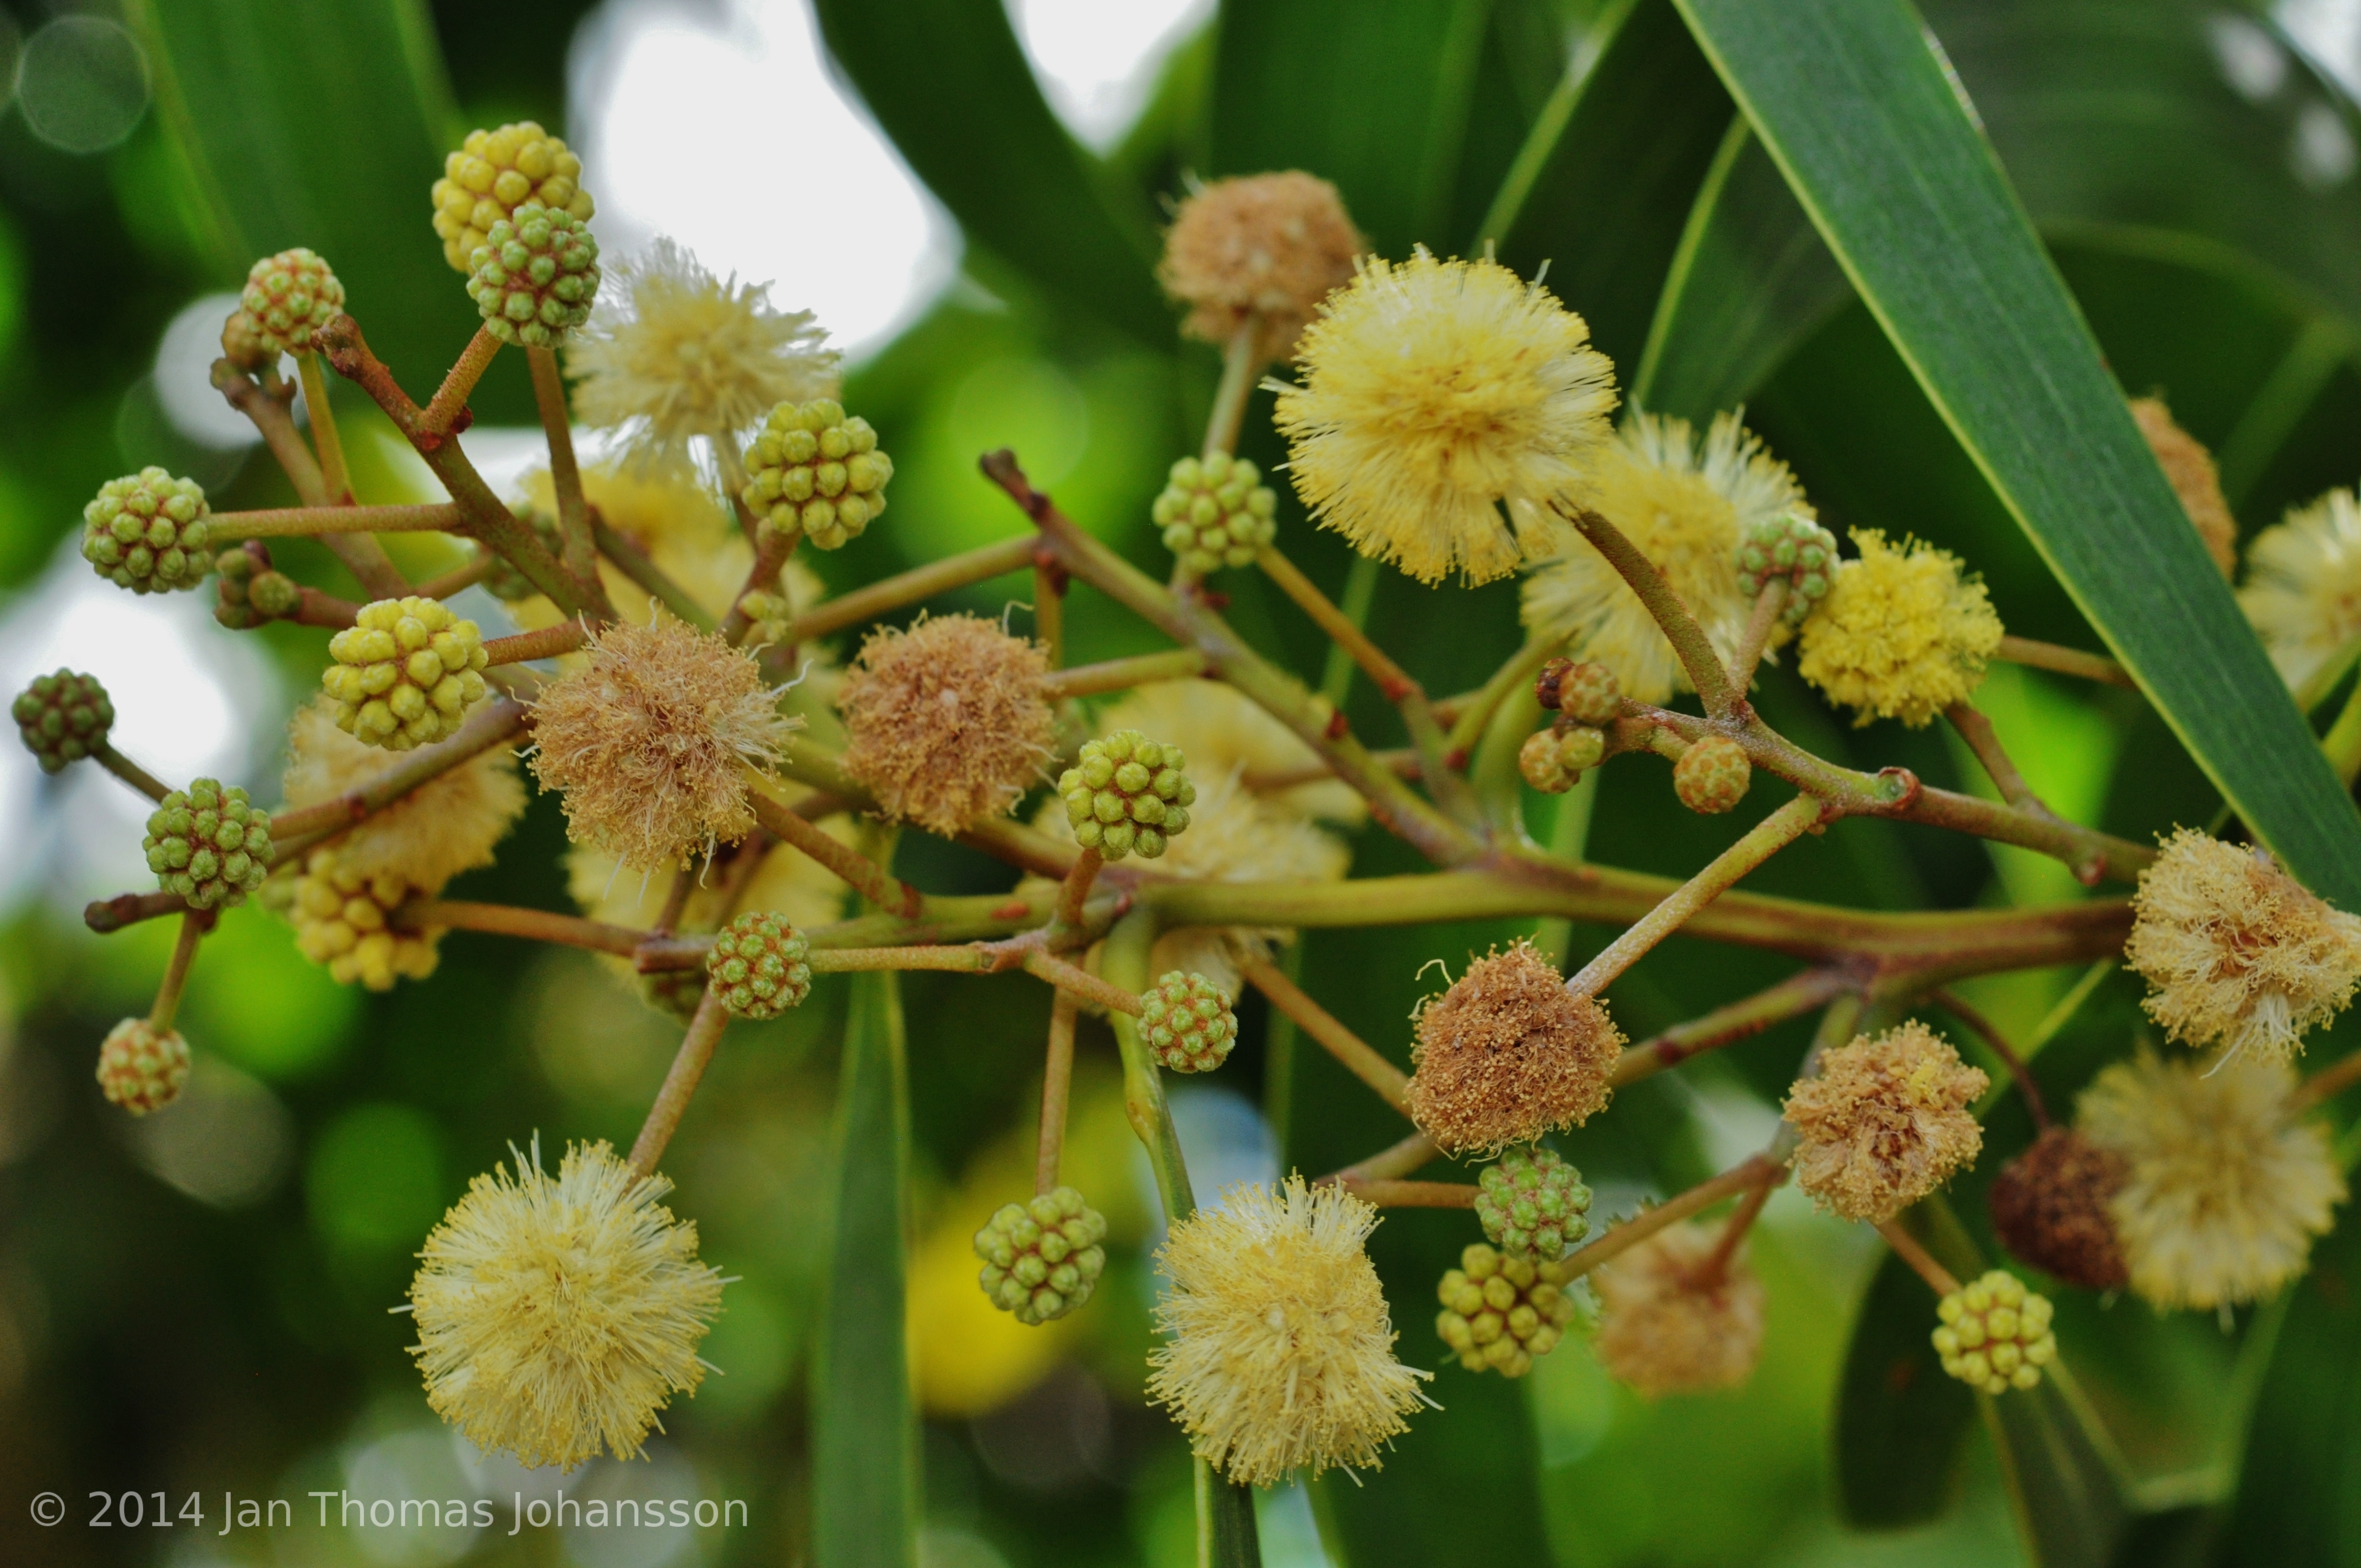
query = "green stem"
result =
(744, 770, 926, 917)
(1201, 317, 1264, 461)
(1040, 647, 1207, 700)
(627, 987, 732, 1174)
(782, 534, 1038, 647)
(1994, 635, 2134, 689)
(210, 503, 467, 541)
(1529, 767, 1601, 964)
(268, 698, 529, 862)
(1102, 908, 1192, 1221)
(1729, 579, 1787, 693)
(1239, 956, 1411, 1114)
(1468, 684, 1541, 832)
(1036, 992, 1079, 1195)
(1319, 556, 1382, 707)
(296, 351, 351, 501)
(93, 742, 170, 803)
(527, 346, 597, 585)
(1444, 634, 1560, 760)
(1563, 501, 1738, 717)
(146, 910, 209, 1031)
(720, 527, 798, 646)
(2323, 672, 2361, 786)
(1611, 965, 1862, 1087)
(1052, 846, 1105, 935)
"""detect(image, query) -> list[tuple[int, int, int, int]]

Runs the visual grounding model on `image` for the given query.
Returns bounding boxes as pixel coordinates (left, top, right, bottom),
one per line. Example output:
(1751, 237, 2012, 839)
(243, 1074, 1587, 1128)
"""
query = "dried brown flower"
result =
(1592, 1219, 1766, 1398)
(1160, 172, 1362, 362)
(527, 616, 796, 871)
(838, 613, 1054, 836)
(2129, 396, 2236, 577)
(1783, 1020, 1987, 1222)
(1406, 943, 1622, 1156)
(1987, 1126, 2130, 1291)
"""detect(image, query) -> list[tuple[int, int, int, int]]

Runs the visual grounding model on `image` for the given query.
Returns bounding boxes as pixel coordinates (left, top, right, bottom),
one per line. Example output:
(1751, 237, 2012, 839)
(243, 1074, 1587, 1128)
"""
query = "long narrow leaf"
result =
(1671, 0, 2361, 902)
(813, 971, 918, 1568)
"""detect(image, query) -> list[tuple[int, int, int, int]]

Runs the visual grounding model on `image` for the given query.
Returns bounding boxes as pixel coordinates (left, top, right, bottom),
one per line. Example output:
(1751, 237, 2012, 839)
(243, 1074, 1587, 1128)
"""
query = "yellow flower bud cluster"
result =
(1932, 1269, 2055, 1395)
(740, 400, 893, 550)
(431, 122, 594, 273)
(323, 596, 490, 750)
(290, 847, 442, 992)
(1434, 1242, 1578, 1378)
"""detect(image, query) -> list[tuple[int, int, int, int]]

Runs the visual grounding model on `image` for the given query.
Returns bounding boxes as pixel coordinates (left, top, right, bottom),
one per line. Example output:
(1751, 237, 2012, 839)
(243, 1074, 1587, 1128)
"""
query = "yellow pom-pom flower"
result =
(323, 597, 490, 750)
(1796, 530, 2003, 727)
(289, 847, 443, 991)
(2240, 487, 2361, 693)
(1274, 248, 1618, 586)
(406, 1139, 725, 1471)
(1147, 1177, 1430, 1486)
(1522, 412, 1811, 703)
(1932, 1270, 2057, 1395)
(281, 696, 525, 893)
(431, 122, 594, 273)
(568, 239, 839, 476)
(2077, 1051, 2345, 1311)
(2126, 828, 2361, 1064)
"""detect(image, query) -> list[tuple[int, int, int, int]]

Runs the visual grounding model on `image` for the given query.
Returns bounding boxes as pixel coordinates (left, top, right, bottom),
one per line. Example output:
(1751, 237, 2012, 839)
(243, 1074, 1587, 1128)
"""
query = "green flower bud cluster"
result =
(1154, 452, 1277, 575)
(1535, 658, 1622, 725)
(1139, 971, 1237, 1072)
(96, 1018, 190, 1115)
(214, 546, 302, 630)
(735, 589, 792, 646)
(83, 469, 210, 595)
(705, 911, 813, 1020)
(1057, 730, 1194, 861)
(145, 779, 272, 911)
(1474, 1146, 1592, 1261)
(13, 669, 113, 773)
(482, 505, 563, 602)
(1517, 722, 1607, 796)
(740, 400, 893, 551)
(1933, 1269, 2056, 1395)
(1436, 1243, 1579, 1378)
(974, 1186, 1109, 1325)
(467, 203, 600, 348)
(1737, 513, 1838, 625)
(323, 596, 490, 750)
(233, 247, 345, 358)
(1672, 734, 1751, 815)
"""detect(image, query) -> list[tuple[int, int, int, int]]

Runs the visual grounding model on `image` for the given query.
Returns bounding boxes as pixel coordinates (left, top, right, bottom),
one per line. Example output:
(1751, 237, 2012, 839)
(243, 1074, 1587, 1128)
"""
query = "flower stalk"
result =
(628, 987, 733, 1176)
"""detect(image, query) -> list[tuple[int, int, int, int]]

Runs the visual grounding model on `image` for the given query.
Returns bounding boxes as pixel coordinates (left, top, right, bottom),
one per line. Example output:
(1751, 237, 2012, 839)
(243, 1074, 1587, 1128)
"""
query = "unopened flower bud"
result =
(13, 669, 113, 772)
(1673, 734, 1750, 814)
(83, 469, 210, 595)
(740, 400, 894, 551)
(1154, 452, 1278, 575)
(1056, 729, 1195, 862)
(975, 1186, 1109, 1325)
(1139, 971, 1237, 1072)
(705, 911, 812, 1020)
(97, 1018, 190, 1114)
(467, 203, 600, 349)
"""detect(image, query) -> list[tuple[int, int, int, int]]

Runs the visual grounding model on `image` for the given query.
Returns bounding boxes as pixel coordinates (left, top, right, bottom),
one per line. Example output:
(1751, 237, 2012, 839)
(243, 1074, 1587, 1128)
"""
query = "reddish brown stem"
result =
(1612, 965, 1863, 1087)
(394, 899, 648, 955)
(1037, 992, 1079, 1195)
(744, 774, 924, 917)
(1316, 1130, 1439, 1188)
(86, 890, 188, 933)
(1344, 1179, 1478, 1208)
(1933, 988, 2053, 1129)
(1557, 1156, 1785, 1283)
(1877, 1218, 1964, 1297)
(629, 988, 731, 1175)
(424, 326, 502, 437)
(1996, 635, 2135, 688)
(1239, 956, 1411, 1114)
(482, 621, 591, 666)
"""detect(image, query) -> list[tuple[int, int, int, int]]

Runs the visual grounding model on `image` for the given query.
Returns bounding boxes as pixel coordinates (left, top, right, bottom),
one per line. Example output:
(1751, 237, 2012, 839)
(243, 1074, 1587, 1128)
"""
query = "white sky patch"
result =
(1007, 0, 1213, 149)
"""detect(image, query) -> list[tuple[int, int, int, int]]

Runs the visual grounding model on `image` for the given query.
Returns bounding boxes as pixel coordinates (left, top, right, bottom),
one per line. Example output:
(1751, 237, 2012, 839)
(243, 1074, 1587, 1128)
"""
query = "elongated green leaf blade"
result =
(1671, 0, 2361, 903)
(126, 0, 465, 385)
(813, 971, 918, 1568)
(1835, 1250, 1976, 1526)
(810, 0, 1167, 343)
(1482, 0, 1734, 372)
(1984, 1371, 2135, 1568)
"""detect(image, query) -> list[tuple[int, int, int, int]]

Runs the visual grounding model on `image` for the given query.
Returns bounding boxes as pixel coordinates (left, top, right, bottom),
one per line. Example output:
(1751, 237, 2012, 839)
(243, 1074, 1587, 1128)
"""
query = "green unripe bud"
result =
(705, 911, 812, 1020)
(143, 778, 272, 911)
(1519, 729, 1574, 794)
(238, 247, 346, 357)
(1057, 729, 1195, 862)
(741, 400, 894, 551)
(1536, 658, 1622, 726)
(13, 669, 113, 772)
(1435, 1242, 1580, 1378)
(1736, 512, 1840, 626)
(323, 596, 489, 750)
(466, 203, 600, 348)
(1932, 1269, 2057, 1395)
(1672, 734, 1751, 814)
(1138, 971, 1237, 1072)
(1153, 451, 1279, 575)
(973, 1185, 1109, 1325)
(83, 468, 211, 595)
(1474, 1146, 1592, 1260)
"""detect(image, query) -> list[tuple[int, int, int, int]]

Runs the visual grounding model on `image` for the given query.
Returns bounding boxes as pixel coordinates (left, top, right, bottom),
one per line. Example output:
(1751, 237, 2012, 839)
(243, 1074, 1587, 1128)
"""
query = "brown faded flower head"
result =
(1592, 1218, 1766, 1398)
(838, 613, 1054, 837)
(1783, 1020, 1987, 1223)
(1406, 942, 1622, 1156)
(2126, 828, 2361, 1065)
(1986, 1126, 2129, 1291)
(2128, 396, 2235, 578)
(1159, 171, 1362, 362)
(528, 616, 797, 871)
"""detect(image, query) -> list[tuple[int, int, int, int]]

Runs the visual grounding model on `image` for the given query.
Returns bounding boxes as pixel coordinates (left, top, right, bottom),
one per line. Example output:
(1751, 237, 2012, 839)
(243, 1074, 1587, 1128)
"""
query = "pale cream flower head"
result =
(2125, 828, 2361, 1064)
(1521, 411, 1810, 704)
(839, 614, 1056, 838)
(568, 238, 839, 476)
(1158, 171, 1362, 362)
(2239, 486, 2361, 694)
(1274, 248, 1619, 586)
(282, 695, 525, 894)
(1782, 1020, 1987, 1222)
(406, 1138, 725, 1470)
(1593, 1218, 1766, 1398)
(1147, 1176, 1430, 1487)
(2077, 1050, 2345, 1311)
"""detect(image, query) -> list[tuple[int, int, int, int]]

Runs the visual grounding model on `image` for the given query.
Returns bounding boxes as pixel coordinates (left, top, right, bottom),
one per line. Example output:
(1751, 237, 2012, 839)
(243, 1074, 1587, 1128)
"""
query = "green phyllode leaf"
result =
(1671, 0, 2361, 903)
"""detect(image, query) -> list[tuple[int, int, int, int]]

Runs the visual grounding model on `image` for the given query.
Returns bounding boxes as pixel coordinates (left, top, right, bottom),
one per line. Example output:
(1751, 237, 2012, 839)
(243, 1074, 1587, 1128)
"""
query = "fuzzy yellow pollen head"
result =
(1522, 412, 1811, 703)
(1782, 1020, 1987, 1223)
(406, 1139, 725, 1471)
(1274, 248, 1619, 586)
(1796, 530, 2002, 727)
(2240, 487, 2361, 692)
(1406, 942, 1622, 1156)
(1158, 171, 1362, 362)
(2077, 1050, 2344, 1311)
(526, 616, 798, 872)
(281, 696, 525, 893)
(1592, 1219, 1766, 1398)
(838, 613, 1054, 837)
(567, 238, 839, 474)
(1146, 1177, 1430, 1487)
(2125, 828, 2361, 1064)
